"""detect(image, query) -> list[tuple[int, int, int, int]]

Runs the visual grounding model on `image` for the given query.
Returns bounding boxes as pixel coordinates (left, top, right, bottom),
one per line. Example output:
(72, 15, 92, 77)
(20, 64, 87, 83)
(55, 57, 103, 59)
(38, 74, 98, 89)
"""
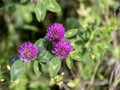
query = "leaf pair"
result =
(35, 0, 61, 21)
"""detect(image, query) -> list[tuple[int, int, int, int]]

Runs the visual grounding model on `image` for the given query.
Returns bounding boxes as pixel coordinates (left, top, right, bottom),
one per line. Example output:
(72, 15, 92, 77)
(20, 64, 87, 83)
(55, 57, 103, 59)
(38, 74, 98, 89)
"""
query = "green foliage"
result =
(79, 61, 95, 80)
(0, 0, 120, 90)
(22, 5, 33, 23)
(66, 56, 73, 69)
(35, 38, 50, 50)
(47, 0, 61, 12)
(35, 0, 61, 21)
(38, 50, 53, 63)
(33, 61, 41, 76)
(35, 0, 47, 21)
(48, 57, 61, 77)
(70, 51, 82, 61)
(65, 29, 78, 38)
(35, 38, 54, 64)
(11, 60, 26, 81)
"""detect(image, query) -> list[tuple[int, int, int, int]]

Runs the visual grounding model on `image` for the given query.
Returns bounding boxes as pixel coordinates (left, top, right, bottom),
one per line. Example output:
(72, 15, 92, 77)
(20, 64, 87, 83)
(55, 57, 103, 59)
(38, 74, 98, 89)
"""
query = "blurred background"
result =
(0, 0, 120, 90)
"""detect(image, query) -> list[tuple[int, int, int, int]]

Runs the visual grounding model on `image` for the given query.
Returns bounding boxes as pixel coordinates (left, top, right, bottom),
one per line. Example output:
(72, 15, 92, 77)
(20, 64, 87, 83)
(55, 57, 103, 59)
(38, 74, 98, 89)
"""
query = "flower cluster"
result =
(18, 23, 72, 63)
(18, 42, 38, 63)
(46, 23, 72, 59)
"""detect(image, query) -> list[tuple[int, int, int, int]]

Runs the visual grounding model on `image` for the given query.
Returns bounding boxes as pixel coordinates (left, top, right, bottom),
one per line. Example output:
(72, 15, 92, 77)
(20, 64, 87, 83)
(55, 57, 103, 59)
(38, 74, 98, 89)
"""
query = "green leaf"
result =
(93, 44, 102, 60)
(35, 0, 47, 21)
(38, 50, 53, 63)
(11, 60, 26, 81)
(35, 6, 46, 21)
(35, 38, 50, 50)
(65, 29, 78, 38)
(66, 18, 80, 30)
(33, 61, 41, 76)
(22, 6, 33, 23)
(34, 0, 61, 21)
(70, 51, 82, 61)
(66, 56, 73, 69)
(48, 57, 61, 77)
(47, 0, 61, 12)
(22, 25, 39, 32)
(81, 30, 91, 41)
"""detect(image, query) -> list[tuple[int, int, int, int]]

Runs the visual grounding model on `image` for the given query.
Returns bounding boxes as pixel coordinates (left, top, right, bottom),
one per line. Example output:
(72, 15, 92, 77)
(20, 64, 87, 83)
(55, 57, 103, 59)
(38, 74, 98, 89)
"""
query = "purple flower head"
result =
(52, 40, 72, 59)
(18, 42, 39, 63)
(46, 23, 65, 42)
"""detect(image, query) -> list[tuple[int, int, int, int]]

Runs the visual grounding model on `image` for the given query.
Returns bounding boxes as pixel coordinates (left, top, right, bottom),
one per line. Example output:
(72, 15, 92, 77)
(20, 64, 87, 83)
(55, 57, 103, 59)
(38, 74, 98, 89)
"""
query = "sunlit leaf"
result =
(22, 6, 33, 23)
(66, 56, 73, 69)
(35, 6, 46, 21)
(47, 0, 61, 12)
(70, 51, 82, 61)
(33, 61, 41, 76)
(48, 57, 61, 77)
(35, 0, 47, 21)
(65, 29, 78, 38)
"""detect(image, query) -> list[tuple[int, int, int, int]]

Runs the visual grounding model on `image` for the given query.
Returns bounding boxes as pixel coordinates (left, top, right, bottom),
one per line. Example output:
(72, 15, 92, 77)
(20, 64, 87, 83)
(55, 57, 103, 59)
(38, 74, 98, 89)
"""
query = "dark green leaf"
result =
(11, 60, 26, 81)
(65, 18, 80, 30)
(48, 57, 61, 77)
(9, 54, 19, 64)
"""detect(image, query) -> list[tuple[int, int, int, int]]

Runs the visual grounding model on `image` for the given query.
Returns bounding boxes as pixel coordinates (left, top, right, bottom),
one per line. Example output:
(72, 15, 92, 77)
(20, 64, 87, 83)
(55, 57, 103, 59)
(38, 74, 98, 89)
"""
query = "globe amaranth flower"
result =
(18, 42, 38, 63)
(52, 40, 72, 59)
(46, 23, 65, 42)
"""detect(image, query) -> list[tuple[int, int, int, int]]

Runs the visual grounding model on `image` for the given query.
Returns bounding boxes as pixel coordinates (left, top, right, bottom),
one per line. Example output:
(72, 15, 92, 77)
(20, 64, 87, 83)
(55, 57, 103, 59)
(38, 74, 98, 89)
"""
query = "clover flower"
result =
(52, 40, 72, 59)
(46, 23, 65, 42)
(18, 42, 38, 63)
